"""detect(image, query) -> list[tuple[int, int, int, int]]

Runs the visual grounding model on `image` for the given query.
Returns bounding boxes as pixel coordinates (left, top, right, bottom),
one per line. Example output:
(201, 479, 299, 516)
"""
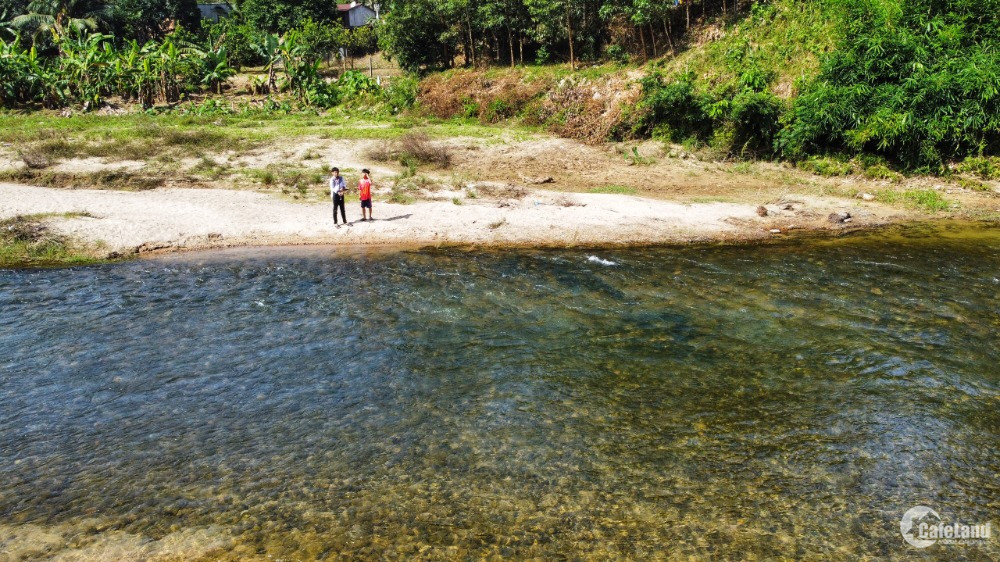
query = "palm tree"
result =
(9, 0, 111, 44)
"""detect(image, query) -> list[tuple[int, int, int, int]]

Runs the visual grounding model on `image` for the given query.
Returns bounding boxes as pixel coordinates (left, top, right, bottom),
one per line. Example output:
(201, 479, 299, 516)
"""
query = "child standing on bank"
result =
(358, 169, 374, 221)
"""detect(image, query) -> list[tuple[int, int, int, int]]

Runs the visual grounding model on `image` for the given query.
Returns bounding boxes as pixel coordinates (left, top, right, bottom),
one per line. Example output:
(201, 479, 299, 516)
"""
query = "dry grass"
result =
(474, 183, 528, 200)
(419, 69, 551, 122)
(367, 132, 453, 168)
(18, 150, 52, 170)
(0, 169, 165, 191)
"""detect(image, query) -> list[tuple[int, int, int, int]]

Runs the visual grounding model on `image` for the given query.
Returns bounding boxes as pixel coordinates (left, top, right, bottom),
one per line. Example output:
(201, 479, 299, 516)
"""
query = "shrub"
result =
(956, 156, 1000, 180)
(798, 156, 852, 177)
(778, 0, 1000, 169)
(366, 132, 452, 168)
(729, 91, 784, 157)
(484, 99, 513, 123)
(635, 73, 714, 142)
(384, 75, 418, 114)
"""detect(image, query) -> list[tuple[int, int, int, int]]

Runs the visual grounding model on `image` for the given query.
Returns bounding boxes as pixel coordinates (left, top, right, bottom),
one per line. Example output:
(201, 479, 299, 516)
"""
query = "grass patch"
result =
(589, 184, 637, 195)
(877, 189, 952, 212)
(0, 214, 102, 268)
(0, 169, 164, 190)
(797, 156, 852, 177)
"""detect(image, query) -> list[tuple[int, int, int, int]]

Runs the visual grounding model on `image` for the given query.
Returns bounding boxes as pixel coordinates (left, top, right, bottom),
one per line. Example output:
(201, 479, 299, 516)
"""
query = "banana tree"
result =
(197, 45, 235, 94)
(57, 31, 113, 109)
(254, 33, 280, 94)
(9, 0, 111, 48)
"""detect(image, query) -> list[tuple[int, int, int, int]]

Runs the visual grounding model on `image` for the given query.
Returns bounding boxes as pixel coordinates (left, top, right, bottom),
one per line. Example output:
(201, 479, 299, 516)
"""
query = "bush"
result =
(484, 98, 514, 123)
(778, 0, 1000, 170)
(729, 91, 784, 157)
(384, 75, 418, 113)
(367, 132, 452, 168)
(798, 156, 853, 177)
(337, 70, 381, 99)
(635, 73, 714, 142)
(956, 156, 1000, 180)
(210, 20, 262, 69)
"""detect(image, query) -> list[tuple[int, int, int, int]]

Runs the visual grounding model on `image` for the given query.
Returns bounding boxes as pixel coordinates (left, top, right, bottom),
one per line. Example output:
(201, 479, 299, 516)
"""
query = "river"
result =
(1, 225, 998, 559)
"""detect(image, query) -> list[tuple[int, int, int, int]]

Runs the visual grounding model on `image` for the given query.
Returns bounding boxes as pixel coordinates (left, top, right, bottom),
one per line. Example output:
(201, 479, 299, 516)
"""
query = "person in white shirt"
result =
(330, 166, 347, 226)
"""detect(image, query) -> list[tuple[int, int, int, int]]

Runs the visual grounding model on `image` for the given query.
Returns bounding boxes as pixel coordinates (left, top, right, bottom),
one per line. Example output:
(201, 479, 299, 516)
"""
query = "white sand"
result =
(0, 182, 769, 255)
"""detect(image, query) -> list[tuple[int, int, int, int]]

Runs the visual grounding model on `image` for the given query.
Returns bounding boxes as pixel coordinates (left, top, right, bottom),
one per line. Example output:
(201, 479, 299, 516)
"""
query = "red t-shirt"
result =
(358, 178, 372, 200)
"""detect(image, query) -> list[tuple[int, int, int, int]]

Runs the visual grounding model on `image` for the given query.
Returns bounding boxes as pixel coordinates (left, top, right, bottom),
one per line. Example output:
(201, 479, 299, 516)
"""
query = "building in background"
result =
(197, 2, 232, 23)
(337, 2, 377, 29)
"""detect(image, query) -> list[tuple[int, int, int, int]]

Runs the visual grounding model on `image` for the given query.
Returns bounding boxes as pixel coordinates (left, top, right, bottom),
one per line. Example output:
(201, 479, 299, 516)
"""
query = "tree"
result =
(1, 0, 28, 38)
(9, 0, 112, 43)
(110, 0, 200, 42)
(378, 0, 457, 72)
(238, 0, 337, 35)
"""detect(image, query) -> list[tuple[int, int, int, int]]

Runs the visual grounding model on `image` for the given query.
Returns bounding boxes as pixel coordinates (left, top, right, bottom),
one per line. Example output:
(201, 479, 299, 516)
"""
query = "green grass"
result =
(657, 0, 842, 98)
(0, 214, 104, 268)
(877, 189, 953, 212)
(590, 184, 637, 195)
(0, 110, 535, 169)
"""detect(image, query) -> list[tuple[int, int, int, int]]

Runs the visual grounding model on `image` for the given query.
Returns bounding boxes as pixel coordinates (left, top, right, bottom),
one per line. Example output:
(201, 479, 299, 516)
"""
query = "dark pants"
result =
(333, 195, 346, 224)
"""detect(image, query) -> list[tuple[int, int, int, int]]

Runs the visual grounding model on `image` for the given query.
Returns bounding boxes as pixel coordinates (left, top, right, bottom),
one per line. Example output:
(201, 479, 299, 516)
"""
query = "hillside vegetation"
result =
(418, 0, 1000, 173)
(2, 0, 999, 176)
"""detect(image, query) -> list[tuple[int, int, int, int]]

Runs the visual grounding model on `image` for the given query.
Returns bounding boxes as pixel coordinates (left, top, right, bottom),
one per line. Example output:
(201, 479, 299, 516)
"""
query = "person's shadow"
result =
(380, 214, 413, 222)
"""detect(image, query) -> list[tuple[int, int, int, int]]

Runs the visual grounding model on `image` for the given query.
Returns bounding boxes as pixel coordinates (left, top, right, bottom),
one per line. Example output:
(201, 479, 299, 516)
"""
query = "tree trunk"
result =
(649, 24, 657, 57)
(665, 18, 674, 54)
(507, 26, 515, 68)
(566, 2, 575, 70)
(686, 3, 690, 30)
(519, 36, 524, 65)
(467, 13, 476, 67)
(638, 25, 647, 62)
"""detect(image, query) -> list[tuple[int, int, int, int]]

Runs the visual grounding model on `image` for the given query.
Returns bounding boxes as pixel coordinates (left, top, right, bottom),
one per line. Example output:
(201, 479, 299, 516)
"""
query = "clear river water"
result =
(1, 225, 998, 560)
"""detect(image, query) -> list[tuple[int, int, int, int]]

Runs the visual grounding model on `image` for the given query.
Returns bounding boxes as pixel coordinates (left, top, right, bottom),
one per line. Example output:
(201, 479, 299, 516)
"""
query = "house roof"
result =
(337, 3, 373, 12)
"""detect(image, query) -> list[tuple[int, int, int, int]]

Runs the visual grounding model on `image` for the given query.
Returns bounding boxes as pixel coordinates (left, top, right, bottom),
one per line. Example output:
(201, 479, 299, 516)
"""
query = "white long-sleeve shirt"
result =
(330, 176, 347, 197)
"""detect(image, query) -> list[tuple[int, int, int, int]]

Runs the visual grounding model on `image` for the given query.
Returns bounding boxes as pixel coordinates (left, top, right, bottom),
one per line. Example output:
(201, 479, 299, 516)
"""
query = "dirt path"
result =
(0, 181, 896, 257)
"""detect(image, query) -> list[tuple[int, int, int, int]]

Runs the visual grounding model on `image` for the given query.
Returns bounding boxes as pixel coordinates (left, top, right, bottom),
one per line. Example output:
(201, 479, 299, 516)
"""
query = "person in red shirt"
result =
(358, 168, 374, 221)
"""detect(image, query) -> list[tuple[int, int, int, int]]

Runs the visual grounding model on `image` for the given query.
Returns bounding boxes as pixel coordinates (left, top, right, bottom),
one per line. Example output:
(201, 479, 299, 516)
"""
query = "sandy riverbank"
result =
(0, 181, 911, 258)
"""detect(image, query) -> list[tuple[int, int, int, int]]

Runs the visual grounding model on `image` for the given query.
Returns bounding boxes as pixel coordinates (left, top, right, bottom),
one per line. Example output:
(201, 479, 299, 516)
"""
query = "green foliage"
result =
(337, 69, 380, 98)
(956, 156, 1000, 180)
(238, 0, 338, 35)
(208, 18, 261, 69)
(484, 98, 513, 123)
(778, 0, 1000, 170)
(378, 0, 455, 72)
(728, 90, 783, 157)
(110, 0, 200, 42)
(8, 0, 113, 42)
(635, 73, 713, 142)
(797, 155, 852, 177)
(384, 75, 418, 114)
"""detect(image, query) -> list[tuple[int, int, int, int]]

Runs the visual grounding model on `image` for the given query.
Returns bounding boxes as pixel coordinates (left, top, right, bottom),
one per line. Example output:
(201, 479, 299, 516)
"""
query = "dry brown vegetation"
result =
(0, 169, 165, 191)
(417, 69, 641, 144)
(367, 132, 453, 168)
(419, 70, 551, 122)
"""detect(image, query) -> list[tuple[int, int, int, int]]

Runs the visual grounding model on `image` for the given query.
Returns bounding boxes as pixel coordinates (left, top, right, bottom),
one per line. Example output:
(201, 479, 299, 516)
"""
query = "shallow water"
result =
(1, 227, 999, 559)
